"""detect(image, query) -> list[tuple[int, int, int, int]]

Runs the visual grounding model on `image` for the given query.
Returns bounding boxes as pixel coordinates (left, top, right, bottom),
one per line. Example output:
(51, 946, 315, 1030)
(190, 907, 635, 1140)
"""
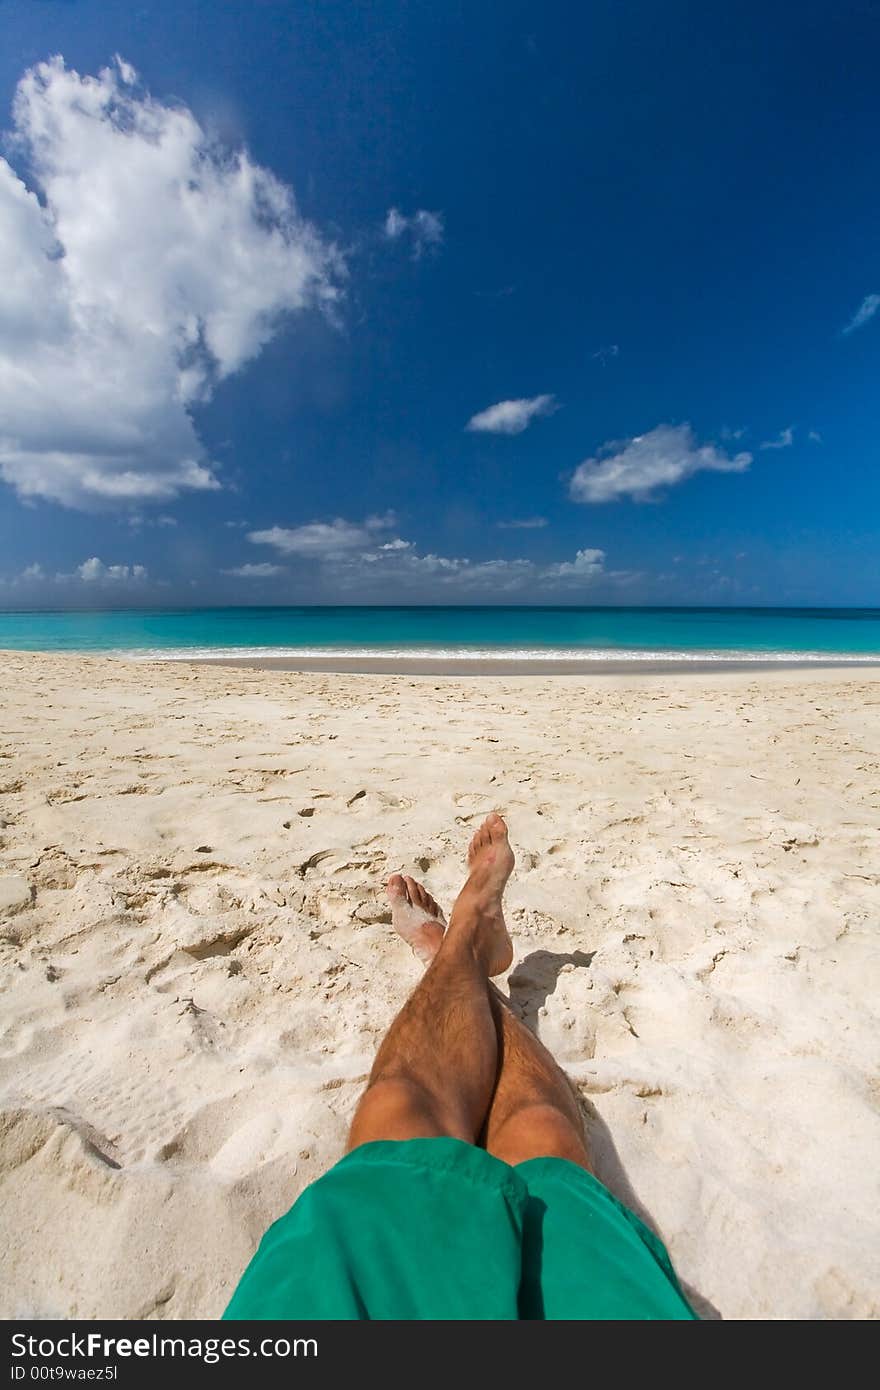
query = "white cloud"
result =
(248, 513, 394, 557)
(113, 55, 137, 86)
(384, 208, 407, 239)
(842, 293, 880, 335)
(466, 394, 558, 436)
(358, 551, 538, 591)
(383, 206, 444, 258)
(222, 562, 284, 577)
(760, 426, 794, 450)
(569, 423, 751, 504)
(76, 556, 147, 582)
(0, 556, 149, 587)
(248, 511, 606, 594)
(808, 429, 822, 443)
(496, 516, 548, 529)
(124, 511, 178, 530)
(0, 55, 341, 509)
(591, 344, 619, 364)
(347, 544, 607, 593)
(542, 548, 605, 579)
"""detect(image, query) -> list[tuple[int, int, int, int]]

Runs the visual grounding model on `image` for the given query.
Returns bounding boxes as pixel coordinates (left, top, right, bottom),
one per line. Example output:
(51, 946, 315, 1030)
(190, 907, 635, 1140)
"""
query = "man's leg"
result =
(347, 813, 515, 1150)
(483, 986, 592, 1169)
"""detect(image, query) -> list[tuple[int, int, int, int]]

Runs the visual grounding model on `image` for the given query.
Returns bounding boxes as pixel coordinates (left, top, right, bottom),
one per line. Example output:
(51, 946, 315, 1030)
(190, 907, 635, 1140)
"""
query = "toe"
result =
(423, 889, 445, 922)
(387, 873, 409, 904)
(472, 818, 491, 852)
(416, 883, 434, 914)
(394, 875, 446, 923)
(403, 875, 422, 907)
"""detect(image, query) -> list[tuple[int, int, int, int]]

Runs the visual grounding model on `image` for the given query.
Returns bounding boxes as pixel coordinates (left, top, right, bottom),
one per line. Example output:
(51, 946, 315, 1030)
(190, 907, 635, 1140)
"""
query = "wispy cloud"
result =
(496, 517, 548, 529)
(591, 344, 619, 365)
(246, 512, 607, 595)
(248, 513, 396, 557)
(466, 394, 558, 436)
(222, 562, 285, 578)
(383, 207, 444, 259)
(348, 544, 607, 593)
(0, 55, 341, 509)
(842, 293, 880, 335)
(808, 429, 822, 443)
(124, 513, 178, 531)
(569, 423, 751, 504)
(760, 427, 794, 450)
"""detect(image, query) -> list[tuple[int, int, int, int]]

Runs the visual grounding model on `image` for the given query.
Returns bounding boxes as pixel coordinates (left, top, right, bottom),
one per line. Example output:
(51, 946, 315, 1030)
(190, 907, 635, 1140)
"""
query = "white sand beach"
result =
(1, 652, 878, 1320)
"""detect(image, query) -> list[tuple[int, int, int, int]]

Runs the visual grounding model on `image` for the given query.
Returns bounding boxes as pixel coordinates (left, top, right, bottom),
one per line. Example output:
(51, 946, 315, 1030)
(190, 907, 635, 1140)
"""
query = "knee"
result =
(488, 1102, 591, 1170)
(348, 1077, 470, 1149)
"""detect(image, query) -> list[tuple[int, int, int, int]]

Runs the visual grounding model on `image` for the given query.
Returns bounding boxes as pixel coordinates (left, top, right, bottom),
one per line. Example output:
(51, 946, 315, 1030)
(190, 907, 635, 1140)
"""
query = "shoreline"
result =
(180, 654, 880, 677)
(4, 648, 880, 679)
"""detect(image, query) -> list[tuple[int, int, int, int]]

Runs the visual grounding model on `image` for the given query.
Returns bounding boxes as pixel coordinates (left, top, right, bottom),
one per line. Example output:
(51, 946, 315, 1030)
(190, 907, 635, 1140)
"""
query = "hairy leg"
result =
(484, 986, 592, 1170)
(347, 814, 515, 1150)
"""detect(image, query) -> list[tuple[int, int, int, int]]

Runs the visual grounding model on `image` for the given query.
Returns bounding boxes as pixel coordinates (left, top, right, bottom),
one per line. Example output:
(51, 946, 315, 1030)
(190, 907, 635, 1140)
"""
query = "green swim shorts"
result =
(223, 1137, 696, 1320)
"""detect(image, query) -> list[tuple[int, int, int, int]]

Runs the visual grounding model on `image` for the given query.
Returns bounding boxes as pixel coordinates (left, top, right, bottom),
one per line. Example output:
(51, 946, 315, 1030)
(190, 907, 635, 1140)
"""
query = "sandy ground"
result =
(1, 652, 878, 1320)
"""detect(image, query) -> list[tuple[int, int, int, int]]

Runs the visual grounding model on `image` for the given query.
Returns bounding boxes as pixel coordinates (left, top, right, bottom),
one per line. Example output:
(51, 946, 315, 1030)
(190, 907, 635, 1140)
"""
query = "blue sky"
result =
(0, 0, 878, 606)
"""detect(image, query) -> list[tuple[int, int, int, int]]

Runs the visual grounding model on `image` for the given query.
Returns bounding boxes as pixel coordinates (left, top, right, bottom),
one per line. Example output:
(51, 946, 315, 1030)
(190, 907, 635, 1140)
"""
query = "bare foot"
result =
(387, 873, 446, 965)
(449, 813, 514, 977)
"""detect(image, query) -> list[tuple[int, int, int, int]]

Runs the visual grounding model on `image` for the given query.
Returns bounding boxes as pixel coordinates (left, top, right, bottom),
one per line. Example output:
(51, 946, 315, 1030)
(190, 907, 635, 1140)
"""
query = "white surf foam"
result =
(119, 645, 880, 664)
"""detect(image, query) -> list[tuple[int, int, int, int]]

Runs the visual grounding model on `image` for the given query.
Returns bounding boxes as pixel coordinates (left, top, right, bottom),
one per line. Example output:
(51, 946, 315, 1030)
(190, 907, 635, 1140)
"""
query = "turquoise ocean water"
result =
(0, 607, 879, 662)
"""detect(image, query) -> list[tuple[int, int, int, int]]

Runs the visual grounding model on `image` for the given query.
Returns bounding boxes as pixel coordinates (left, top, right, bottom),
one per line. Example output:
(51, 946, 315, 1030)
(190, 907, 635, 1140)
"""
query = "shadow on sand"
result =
(508, 947, 723, 1321)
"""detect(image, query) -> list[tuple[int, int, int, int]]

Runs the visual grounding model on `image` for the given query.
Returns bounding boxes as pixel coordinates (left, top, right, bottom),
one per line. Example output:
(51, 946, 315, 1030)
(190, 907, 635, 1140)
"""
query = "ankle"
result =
(439, 920, 494, 974)
(450, 877, 501, 926)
